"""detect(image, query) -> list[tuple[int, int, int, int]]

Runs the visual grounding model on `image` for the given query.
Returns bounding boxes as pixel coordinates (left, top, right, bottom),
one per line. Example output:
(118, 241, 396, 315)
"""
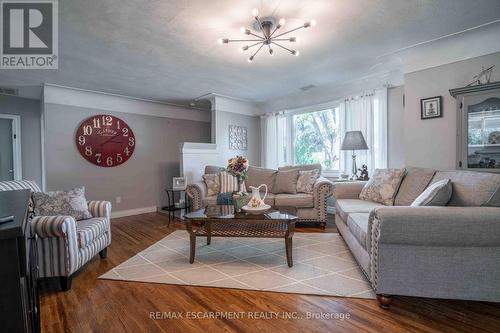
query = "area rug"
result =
(99, 231, 375, 299)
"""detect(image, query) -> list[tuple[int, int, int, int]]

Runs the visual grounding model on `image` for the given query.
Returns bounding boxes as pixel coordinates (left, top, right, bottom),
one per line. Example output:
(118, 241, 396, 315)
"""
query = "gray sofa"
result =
(333, 167, 500, 307)
(186, 164, 334, 227)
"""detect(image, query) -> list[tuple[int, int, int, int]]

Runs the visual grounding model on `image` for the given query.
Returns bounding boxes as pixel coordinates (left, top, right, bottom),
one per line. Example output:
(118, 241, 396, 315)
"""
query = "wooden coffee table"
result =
(184, 205, 297, 267)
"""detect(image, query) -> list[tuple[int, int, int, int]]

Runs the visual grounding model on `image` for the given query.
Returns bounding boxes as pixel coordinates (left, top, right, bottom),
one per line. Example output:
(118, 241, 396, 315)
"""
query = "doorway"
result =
(0, 114, 22, 181)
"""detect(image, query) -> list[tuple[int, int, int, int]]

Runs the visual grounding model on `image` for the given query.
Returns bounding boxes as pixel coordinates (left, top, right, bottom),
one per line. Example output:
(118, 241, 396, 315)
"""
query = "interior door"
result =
(0, 118, 14, 181)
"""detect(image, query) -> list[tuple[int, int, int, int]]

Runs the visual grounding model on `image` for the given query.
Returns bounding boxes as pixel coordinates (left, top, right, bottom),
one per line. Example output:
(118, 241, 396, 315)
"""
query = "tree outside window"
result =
(293, 108, 340, 171)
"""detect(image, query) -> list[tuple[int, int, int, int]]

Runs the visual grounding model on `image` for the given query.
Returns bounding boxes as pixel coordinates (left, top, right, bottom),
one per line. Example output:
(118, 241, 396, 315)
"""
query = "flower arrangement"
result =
(227, 156, 249, 208)
(226, 156, 249, 180)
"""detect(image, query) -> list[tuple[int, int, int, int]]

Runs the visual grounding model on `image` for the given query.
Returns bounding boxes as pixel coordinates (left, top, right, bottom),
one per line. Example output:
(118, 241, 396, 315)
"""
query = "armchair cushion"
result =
(76, 217, 110, 248)
(32, 186, 92, 220)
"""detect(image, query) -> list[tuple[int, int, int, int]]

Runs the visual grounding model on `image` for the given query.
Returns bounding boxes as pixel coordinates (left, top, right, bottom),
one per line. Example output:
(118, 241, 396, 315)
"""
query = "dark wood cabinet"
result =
(0, 190, 40, 333)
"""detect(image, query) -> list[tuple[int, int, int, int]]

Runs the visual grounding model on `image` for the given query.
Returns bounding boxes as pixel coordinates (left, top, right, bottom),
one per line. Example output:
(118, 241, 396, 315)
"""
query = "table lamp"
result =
(340, 131, 368, 179)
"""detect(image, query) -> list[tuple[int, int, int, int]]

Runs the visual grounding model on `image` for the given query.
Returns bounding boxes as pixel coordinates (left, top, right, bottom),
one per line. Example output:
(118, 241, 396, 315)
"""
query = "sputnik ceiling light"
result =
(218, 8, 316, 63)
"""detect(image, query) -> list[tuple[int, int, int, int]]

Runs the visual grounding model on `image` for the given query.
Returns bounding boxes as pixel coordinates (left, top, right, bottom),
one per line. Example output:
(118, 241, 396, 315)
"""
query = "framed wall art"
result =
(228, 125, 248, 150)
(421, 96, 442, 119)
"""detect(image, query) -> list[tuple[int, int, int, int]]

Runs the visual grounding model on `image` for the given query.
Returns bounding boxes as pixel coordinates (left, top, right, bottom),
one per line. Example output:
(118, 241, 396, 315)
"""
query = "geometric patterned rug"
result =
(99, 230, 375, 299)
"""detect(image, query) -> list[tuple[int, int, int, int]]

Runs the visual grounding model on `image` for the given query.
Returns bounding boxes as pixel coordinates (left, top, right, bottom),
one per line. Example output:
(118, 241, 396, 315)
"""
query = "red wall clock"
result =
(75, 115, 135, 167)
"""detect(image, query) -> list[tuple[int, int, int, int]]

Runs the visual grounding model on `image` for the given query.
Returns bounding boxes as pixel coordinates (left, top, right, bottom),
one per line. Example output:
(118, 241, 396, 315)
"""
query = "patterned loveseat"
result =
(0, 180, 112, 291)
(186, 164, 334, 228)
(333, 167, 500, 307)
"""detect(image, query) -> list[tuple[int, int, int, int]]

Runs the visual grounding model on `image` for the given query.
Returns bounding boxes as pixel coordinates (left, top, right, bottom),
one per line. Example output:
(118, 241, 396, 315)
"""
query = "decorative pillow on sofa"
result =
(246, 166, 277, 193)
(219, 171, 246, 193)
(359, 168, 406, 205)
(296, 169, 320, 193)
(274, 169, 299, 194)
(410, 179, 452, 206)
(202, 174, 220, 196)
(32, 186, 92, 220)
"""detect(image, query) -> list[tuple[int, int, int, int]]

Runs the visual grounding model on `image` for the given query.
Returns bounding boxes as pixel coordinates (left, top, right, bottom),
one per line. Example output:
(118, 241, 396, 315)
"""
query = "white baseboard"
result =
(111, 206, 158, 218)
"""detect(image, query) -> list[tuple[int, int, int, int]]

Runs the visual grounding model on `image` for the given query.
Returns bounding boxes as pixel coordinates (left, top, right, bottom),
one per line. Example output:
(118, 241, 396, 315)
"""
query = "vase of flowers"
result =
(227, 156, 249, 195)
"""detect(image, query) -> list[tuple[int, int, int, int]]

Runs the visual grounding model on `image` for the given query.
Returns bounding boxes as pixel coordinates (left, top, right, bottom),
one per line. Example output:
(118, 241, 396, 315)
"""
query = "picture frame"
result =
(172, 177, 186, 190)
(228, 125, 248, 150)
(421, 96, 442, 119)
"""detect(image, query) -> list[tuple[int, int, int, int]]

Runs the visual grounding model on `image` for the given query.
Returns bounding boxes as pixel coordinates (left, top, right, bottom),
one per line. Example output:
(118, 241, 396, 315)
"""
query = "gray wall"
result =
(404, 51, 500, 170)
(44, 103, 210, 211)
(387, 86, 405, 168)
(216, 111, 261, 167)
(0, 95, 42, 184)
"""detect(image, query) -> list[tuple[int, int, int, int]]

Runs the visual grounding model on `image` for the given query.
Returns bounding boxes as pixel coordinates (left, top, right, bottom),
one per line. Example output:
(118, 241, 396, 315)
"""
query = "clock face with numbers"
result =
(75, 115, 135, 167)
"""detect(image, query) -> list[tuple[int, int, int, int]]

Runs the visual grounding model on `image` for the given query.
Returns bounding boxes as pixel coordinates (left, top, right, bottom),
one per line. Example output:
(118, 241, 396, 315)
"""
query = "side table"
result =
(161, 188, 191, 225)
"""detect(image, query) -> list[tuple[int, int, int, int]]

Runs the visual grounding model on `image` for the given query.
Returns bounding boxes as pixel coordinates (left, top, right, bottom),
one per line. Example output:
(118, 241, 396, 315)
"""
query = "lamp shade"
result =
(340, 131, 368, 151)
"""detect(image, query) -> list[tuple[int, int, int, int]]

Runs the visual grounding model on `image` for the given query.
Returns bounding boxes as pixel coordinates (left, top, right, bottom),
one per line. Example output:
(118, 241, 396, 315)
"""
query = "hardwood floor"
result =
(39, 213, 500, 333)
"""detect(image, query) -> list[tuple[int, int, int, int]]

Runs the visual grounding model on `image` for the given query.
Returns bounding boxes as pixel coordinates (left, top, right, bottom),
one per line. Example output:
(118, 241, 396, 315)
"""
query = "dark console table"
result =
(0, 190, 40, 333)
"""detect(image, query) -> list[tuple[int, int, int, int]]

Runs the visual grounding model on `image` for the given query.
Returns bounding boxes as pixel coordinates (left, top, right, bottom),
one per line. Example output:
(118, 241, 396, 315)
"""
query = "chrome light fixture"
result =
(218, 8, 316, 62)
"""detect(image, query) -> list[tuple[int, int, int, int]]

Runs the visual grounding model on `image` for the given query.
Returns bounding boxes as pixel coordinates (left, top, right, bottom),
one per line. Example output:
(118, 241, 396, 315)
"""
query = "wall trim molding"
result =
(212, 95, 261, 117)
(43, 84, 211, 123)
(111, 206, 157, 219)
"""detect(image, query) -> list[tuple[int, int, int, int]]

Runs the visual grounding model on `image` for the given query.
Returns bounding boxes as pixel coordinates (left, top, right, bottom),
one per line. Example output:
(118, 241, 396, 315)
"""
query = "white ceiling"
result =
(1, 0, 500, 108)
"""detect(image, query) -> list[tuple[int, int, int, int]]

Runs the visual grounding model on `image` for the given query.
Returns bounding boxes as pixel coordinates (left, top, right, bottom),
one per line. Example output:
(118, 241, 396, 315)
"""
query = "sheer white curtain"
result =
(340, 88, 387, 175)
(261, 112, 287, 169)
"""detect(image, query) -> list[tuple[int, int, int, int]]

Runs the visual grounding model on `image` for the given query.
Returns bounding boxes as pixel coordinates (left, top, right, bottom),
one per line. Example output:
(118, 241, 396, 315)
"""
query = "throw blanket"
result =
(216, 192, 233, 205)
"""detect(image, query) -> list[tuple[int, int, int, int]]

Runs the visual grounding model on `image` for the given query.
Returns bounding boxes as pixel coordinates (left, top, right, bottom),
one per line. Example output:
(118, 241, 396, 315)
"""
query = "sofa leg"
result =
(60, 276, 72, 291)
(320, 222, 326, 230)
(377, 294, 393, 309)
(99, 247, 108, 259)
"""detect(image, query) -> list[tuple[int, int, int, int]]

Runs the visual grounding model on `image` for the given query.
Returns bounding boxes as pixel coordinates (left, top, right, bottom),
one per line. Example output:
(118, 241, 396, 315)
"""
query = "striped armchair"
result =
(0, 180, 112, 291)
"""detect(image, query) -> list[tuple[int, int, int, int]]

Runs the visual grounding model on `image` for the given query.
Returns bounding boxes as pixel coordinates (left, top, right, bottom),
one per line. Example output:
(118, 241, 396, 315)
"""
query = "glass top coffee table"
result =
(183, 205, 297, 267)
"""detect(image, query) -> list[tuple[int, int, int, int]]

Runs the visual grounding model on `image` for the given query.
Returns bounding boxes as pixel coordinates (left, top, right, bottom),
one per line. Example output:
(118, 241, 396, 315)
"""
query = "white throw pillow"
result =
(411, 179, 452, 206)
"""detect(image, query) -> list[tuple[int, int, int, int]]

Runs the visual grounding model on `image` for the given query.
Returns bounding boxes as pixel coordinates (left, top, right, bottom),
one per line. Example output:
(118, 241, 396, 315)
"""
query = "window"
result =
(292, 107, 341, 174)
(262, 89, 387, 175)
